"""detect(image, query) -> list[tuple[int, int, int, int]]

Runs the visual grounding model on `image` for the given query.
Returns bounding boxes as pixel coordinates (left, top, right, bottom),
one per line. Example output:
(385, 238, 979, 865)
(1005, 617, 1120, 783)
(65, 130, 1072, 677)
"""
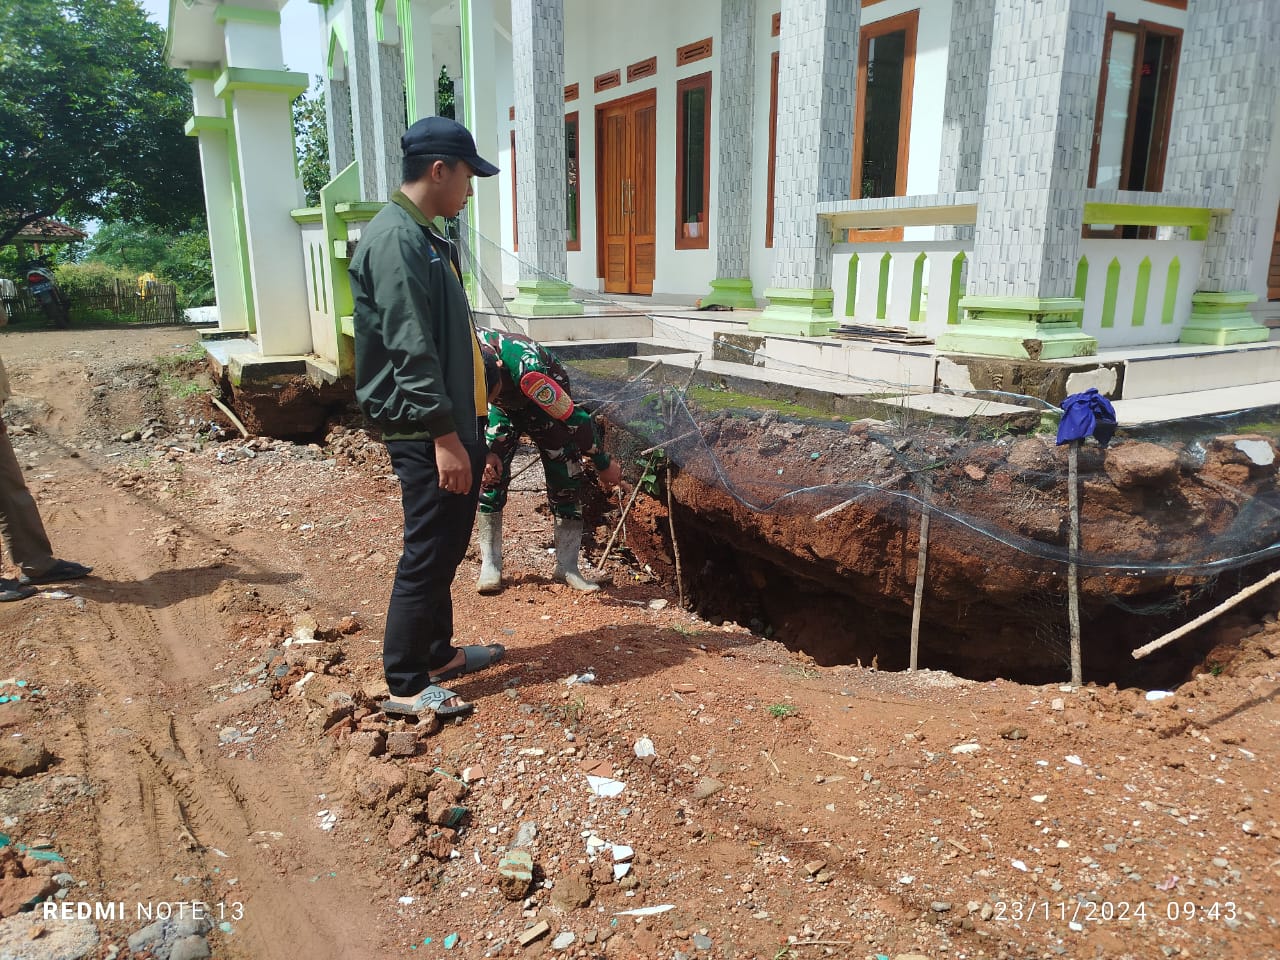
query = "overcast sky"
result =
(137, 0, 326, 87)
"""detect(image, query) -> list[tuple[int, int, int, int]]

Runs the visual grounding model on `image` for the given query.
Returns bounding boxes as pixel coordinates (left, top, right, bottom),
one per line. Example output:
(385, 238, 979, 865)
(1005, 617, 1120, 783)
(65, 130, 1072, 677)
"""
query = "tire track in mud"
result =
(7, 424, 375, 958)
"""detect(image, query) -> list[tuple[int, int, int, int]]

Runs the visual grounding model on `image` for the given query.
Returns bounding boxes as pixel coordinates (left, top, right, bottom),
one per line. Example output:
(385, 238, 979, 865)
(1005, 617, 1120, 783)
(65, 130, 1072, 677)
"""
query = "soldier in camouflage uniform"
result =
(476, 328, 622, 593)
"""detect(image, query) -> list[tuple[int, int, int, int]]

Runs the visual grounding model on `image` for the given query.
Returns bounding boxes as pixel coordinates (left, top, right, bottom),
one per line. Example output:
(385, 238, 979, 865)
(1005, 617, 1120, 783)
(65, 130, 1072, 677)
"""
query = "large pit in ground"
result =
(214, 358, 1280, 691)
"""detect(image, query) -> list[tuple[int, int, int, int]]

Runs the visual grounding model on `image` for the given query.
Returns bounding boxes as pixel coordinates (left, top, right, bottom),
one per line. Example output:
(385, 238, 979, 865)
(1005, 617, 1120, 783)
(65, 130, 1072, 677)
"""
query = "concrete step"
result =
(1112, 380, 1280, 425)
(1120, 341, 1280, 399)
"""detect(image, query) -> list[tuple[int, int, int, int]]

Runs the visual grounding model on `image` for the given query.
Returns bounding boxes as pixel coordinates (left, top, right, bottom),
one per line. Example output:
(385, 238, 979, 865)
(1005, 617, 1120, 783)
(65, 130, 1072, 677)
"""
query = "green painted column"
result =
(702, 278, 757, 311)
(938, 296, 1095, 360)
(1179, 292, 1267, 346)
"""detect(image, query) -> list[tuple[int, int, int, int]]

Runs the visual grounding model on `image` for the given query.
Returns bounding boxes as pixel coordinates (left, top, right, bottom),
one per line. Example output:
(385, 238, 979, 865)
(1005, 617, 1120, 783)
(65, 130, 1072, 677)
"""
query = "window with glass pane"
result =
(859, 30, 907, 199)
(1087, 19, 1181, 238)
(565, 113, 580, 250)
(676, 72, 711, 249)
(849, 11, 916, 240)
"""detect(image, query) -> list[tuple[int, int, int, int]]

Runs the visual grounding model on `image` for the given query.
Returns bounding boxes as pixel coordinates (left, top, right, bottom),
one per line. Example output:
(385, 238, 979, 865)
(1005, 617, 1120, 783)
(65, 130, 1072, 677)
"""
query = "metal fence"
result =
(0, 279, 180, 326)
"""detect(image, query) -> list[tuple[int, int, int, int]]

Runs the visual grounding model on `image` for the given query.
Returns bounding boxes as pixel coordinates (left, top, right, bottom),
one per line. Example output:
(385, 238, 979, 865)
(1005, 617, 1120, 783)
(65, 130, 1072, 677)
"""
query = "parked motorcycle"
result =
(23, 263, 70, 328)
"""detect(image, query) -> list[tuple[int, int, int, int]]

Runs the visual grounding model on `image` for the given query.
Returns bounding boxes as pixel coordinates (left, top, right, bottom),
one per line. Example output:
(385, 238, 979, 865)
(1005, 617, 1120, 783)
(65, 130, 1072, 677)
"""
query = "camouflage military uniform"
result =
(477, 328, 611, 519)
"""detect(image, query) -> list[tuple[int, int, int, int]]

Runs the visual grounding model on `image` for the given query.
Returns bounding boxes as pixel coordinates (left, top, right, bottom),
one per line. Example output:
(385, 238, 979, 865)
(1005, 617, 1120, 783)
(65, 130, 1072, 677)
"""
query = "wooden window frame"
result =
(674, 71, 712, 251)
(564, 82, 579, 102)
(1086, 15, 1182, 238)
(566, 111, 581, 252)
(766, 51, 779, 248)
(849, 9, 918, 242)
(771, 12, 780, 36)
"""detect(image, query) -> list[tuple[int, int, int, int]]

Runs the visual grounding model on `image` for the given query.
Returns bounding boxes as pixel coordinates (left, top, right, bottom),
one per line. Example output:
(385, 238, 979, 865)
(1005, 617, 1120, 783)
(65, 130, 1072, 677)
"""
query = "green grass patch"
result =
(686, 384, 850, 421)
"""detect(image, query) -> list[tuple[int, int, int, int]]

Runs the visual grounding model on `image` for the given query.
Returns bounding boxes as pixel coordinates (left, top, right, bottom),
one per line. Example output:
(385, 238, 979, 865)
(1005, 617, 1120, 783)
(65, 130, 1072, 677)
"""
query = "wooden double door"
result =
(596, 90, 656, 295)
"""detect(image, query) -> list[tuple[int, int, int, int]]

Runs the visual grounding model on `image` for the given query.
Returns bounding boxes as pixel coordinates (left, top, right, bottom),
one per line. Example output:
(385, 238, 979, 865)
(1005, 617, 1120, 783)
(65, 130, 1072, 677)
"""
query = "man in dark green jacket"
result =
(348, 116, 505, 719)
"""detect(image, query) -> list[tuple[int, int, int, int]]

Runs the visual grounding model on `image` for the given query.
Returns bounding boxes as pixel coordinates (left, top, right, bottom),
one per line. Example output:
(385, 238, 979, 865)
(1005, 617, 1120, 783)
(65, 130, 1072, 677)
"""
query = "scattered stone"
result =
(998, 726, 1027, 740)
(388, 815, 422, 850)
(497, 849, 534, 901)
(509, 822, 538, 849)
(0, 739, 53, 779)
(385, 730, 419, 757)
(0, 912, 98, 959)
(168, 935, 212, 960)
(516, 921, 550, 947)
(1104, 442, 1180, 489)
(803, 860, 826, 877)
(0, 876, 58, 918)
(963, 464, 986, 481)
(1051, 698, 1065, 711)
(692, 777, 724, 800)
(931, 901, 952, 912)
(551, 873, 593, 911)
(551, 931, 576, 950)
(693, 933, 713, 950)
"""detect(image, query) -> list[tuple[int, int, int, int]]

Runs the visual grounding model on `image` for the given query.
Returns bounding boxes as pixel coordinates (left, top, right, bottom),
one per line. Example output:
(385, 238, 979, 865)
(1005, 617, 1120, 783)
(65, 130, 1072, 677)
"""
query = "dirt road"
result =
(1, 327, 1277, 960)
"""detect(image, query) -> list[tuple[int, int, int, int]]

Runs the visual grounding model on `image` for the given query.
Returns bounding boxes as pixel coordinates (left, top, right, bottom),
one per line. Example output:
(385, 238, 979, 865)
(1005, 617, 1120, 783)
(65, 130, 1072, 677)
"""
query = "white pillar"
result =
(401, 0, 437, 121)
(216, 9, 312, 356)
(461, 0, 503, 310)
(365, 1, 407, 200)
(187, 74, 249, 332)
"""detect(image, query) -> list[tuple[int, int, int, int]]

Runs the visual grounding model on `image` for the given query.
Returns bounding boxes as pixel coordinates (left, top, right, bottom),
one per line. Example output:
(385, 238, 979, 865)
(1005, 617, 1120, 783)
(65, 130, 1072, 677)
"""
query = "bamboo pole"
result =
(1132, 567, 1280, 660)
(1067, 442, 1083, 687)
(666, 468, 684, 609)
(908, 474, 932, 671)
(208, 392, 250, 439)
(596, 463, 649, 572)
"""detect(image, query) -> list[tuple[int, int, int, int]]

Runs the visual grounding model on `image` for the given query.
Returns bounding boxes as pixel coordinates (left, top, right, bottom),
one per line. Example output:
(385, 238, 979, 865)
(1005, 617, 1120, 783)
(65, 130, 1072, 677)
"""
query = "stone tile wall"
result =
(715, 0, 755, 279)
(767, 0, 859, 292)
(936, 0, 994, 243)
(512, 0, 568, 281)
(1165, 0, 1280, 291)
(968, 0, 1104, 300)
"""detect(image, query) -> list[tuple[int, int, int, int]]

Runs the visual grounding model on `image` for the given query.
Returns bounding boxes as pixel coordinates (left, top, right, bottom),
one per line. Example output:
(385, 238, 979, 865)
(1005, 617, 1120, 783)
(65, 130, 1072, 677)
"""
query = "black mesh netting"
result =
(457, 225, 1280, 684)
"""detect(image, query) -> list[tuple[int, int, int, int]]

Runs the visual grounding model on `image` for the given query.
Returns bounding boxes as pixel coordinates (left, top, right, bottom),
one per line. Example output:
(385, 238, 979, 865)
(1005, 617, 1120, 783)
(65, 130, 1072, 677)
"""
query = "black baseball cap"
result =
(401, 116, 499, 177)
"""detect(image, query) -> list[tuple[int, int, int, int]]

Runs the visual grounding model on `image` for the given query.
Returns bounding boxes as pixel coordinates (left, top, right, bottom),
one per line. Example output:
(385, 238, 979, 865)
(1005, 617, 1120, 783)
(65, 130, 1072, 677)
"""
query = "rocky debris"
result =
(0, 739, 53, 779)
(0, 912, 98, 960)
(126, 909, 213, 959)
(1104, 441, 1180, 488)
(496, 849, 533, 900)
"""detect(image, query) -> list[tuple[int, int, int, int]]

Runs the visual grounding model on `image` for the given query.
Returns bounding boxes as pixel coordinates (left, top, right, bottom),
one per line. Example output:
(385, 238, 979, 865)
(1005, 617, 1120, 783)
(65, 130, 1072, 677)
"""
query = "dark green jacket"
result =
(349, 192, 485, 442)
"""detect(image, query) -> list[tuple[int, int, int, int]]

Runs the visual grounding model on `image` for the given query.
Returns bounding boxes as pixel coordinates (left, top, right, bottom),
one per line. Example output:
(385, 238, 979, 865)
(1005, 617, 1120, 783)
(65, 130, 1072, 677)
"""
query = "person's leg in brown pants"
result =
(0, 421, 54, 578)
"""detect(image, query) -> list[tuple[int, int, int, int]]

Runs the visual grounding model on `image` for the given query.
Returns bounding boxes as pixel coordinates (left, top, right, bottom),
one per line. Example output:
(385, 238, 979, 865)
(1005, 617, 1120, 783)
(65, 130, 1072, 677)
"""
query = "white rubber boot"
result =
(476, 510, 503, 594)
(553, 516, 600, 592)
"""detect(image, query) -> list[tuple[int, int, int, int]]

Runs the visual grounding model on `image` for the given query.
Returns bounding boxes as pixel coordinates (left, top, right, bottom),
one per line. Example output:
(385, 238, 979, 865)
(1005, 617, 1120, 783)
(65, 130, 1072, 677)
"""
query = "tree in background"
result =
(437, 66, 455, 119)
(0, 0, 204, 247)
(67, 220, 214, 308)
(294, 85, 330, 208)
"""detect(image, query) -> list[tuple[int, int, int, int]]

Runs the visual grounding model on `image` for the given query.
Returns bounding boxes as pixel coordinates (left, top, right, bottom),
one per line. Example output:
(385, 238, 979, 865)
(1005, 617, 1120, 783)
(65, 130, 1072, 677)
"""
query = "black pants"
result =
(383, 429, 486, 696)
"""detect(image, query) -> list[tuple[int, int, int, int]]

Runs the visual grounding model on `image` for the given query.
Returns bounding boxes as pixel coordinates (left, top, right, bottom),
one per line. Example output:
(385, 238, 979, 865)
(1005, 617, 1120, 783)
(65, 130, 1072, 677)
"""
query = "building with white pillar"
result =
(167, 0, 1280, 385)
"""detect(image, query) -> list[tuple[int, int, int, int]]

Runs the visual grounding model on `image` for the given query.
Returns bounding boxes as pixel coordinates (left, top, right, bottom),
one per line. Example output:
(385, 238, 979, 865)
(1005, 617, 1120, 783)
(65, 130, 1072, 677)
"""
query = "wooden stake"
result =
(596, 464, 649, 572)
(1067, 442, 1083, 687)
(1132, 566, 1280, 659)
(666, 468, 684, 609)
(909, 474, 932, 672)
